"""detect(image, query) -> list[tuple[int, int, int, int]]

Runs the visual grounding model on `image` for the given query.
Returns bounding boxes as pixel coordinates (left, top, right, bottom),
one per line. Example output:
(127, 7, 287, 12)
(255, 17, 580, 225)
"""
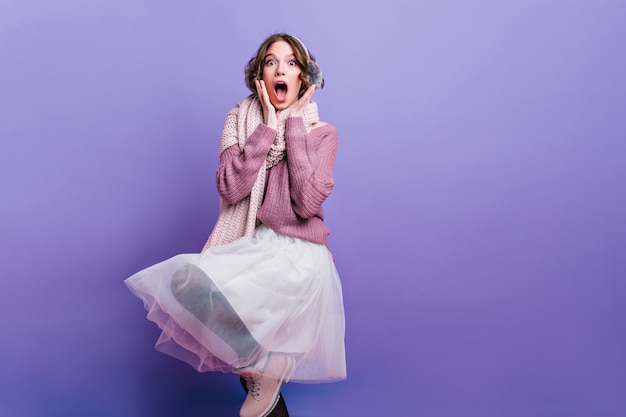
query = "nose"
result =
(275, 61, 286, 76)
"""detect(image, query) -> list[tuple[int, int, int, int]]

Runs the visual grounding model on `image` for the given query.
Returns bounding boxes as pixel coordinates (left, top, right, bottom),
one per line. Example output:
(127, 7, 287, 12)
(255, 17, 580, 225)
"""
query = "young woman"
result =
(125, 33, 346, 417)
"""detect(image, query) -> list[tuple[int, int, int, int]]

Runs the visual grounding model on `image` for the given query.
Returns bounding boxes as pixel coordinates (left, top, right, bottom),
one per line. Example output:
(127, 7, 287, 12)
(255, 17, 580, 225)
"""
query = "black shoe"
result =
(239, 376, 289, 417)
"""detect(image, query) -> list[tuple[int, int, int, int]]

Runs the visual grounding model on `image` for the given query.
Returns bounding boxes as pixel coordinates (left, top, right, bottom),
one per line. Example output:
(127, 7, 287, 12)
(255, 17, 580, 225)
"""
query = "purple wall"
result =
(2, 1, 625, 416)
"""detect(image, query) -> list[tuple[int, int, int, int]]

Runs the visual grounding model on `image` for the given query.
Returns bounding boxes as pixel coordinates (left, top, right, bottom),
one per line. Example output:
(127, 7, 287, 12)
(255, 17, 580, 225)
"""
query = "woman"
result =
(125, 33, 346, 417)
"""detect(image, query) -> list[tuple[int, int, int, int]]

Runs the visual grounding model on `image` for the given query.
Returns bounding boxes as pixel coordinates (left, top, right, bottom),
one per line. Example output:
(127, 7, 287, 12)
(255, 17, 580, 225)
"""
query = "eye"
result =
(265, 59, 276, 66)
(288, 60, 297, 66)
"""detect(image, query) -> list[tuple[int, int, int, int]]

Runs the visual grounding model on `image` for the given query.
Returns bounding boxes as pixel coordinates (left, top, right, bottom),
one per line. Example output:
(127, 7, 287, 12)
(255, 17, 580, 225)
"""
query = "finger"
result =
(295, 85, 316, 109)
(256, 80, 270, 104)
(299, 85, 316, 106)
(303, 84, 316, 100)
(256, 79, 267, 95)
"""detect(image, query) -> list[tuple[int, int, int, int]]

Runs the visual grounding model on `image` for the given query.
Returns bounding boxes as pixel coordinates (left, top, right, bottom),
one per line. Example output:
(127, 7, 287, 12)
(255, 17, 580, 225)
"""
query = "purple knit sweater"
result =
(216, 116, 338, 245)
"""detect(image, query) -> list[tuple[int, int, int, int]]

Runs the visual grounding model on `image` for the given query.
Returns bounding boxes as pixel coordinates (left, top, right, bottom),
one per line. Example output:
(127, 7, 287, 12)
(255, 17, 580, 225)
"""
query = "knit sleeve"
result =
(284, 117, 338, 219)
(216, 123, 276, 204)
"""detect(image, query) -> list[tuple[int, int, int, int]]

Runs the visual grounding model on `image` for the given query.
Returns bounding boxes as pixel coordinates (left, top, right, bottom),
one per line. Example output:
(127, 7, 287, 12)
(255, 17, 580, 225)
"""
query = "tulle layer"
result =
(125, 225, 346, 383)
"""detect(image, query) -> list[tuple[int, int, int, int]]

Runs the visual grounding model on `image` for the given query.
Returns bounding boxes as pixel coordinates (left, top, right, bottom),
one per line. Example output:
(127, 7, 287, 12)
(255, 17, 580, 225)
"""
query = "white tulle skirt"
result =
(124, 225, 346, 383)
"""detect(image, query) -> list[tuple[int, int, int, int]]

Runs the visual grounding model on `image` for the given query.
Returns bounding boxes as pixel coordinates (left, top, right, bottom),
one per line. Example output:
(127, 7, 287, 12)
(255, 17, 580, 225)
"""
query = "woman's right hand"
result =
(255, 79, 277, 130)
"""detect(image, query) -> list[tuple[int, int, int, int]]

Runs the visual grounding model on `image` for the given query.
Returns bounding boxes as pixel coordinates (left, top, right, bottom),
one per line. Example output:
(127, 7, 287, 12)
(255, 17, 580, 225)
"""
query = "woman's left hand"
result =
(290, 85, 316, 118)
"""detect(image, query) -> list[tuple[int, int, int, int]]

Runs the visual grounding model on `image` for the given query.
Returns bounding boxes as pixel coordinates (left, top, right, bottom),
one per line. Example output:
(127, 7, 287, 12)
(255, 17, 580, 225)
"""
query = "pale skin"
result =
(254, 40, 326, 130)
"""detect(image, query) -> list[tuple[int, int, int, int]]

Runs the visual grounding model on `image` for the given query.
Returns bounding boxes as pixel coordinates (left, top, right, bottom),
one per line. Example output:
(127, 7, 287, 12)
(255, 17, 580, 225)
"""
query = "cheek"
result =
(261, 66, 272, 81)
(291, 76, 303, 96)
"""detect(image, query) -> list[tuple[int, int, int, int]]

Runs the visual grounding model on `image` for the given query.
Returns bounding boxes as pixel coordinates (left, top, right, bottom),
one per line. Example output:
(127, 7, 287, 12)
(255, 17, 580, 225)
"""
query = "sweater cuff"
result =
(239, 123, 277, 159)
(285, 117, 308, 148)
(249, 123, 278, 146)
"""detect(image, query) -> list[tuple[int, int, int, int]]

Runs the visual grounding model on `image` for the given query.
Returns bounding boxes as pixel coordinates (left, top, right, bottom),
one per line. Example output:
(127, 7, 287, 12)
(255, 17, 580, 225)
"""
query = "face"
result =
(261, 40, 303, 110)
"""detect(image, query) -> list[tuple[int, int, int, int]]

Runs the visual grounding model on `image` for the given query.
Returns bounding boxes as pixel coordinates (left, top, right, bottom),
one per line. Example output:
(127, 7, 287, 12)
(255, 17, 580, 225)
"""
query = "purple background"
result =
(1, 1, 625, 416)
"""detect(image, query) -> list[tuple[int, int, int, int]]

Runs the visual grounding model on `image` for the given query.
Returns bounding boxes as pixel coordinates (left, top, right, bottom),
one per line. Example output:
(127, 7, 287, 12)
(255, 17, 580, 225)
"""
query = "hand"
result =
(255, 79, 277, 129)
(290, 84, 316, 118)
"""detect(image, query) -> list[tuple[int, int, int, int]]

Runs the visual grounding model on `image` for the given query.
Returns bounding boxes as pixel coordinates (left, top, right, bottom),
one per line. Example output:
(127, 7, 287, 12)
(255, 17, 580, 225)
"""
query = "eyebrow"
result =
(264, 53, 296, 60)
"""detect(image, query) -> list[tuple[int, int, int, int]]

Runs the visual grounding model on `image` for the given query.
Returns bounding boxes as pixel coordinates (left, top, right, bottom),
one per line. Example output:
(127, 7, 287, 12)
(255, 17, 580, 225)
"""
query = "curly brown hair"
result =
(244, 33, 324, 97)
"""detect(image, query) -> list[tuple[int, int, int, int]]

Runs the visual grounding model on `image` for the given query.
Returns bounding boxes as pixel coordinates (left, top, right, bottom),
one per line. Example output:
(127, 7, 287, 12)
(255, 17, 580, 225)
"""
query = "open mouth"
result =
(274, 81, 288, 102)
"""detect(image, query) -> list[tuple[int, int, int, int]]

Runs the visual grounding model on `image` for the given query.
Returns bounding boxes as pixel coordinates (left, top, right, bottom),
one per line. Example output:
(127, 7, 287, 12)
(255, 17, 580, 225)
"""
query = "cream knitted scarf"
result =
(202, 94, 319, 251)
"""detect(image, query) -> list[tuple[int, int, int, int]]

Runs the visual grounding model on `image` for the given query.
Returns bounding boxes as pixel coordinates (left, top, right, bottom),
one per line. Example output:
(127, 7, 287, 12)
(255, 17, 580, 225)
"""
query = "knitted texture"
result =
(203, 95, 319, 250)
(255, 120, 338, 244)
